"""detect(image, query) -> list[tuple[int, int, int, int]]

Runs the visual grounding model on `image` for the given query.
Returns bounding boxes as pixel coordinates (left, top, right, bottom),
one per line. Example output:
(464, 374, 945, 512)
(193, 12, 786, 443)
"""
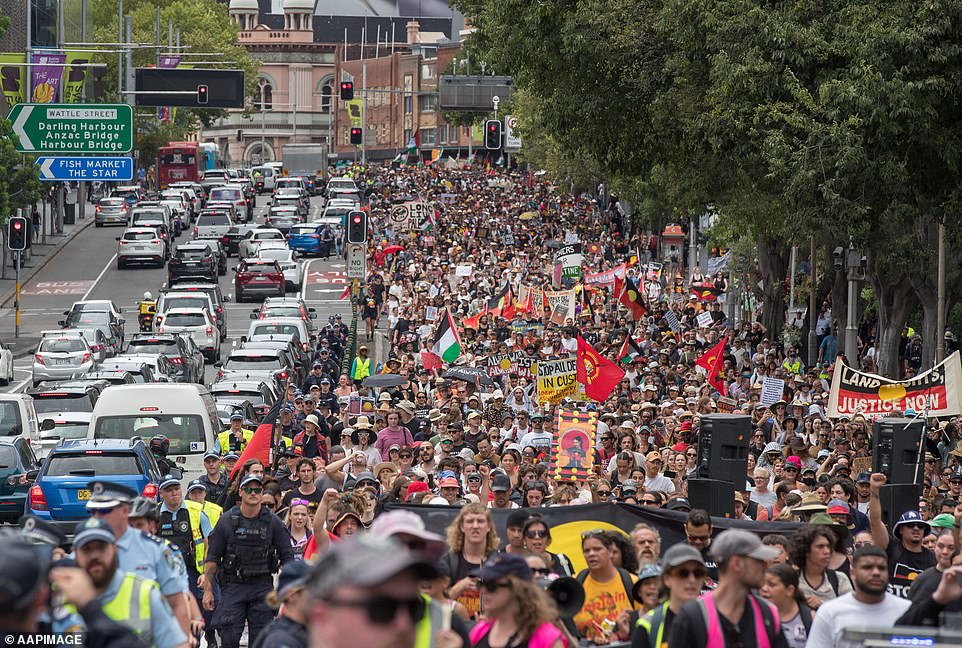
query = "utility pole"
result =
(77, 0, 88, 223)
(361, 62, 367, 165)
(808, 235, 818, 366)
(937, 220, 946, 364)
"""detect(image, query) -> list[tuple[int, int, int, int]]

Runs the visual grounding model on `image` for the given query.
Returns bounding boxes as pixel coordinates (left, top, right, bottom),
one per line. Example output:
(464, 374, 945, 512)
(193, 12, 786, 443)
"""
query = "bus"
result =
(201, 142, 221, 171)
(157, 142, 203, 188)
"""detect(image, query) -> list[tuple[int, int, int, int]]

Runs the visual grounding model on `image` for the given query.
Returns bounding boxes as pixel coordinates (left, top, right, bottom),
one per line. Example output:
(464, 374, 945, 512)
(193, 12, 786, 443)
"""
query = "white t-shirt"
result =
(644, 474, 676, 494)
(518, 431, 553, 453)
(805, 593, 910, 648)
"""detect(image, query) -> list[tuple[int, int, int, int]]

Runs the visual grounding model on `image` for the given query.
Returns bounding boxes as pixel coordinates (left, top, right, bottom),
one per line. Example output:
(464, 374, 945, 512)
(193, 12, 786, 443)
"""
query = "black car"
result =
(125, 333, 204, 384)
(168, 242, 218, 284)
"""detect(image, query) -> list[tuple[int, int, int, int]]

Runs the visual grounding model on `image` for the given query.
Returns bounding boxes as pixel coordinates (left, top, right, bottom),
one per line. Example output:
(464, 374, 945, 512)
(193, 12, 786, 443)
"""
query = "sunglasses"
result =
(642, 498, 658, 505)
(243, 487, 264, 495)
(399, 453, 413, 459)
(325, 596, 426, 624)
(480, 580, 511, 592)
(525, 529, 548, 539)
(531, 567, 550, 576)
(671, 567, 708, 580)
(290, 498, 310, 507)
(596, 490, 611, 497)
(902, 522, 928, 530)
(90, 506, 117, 516)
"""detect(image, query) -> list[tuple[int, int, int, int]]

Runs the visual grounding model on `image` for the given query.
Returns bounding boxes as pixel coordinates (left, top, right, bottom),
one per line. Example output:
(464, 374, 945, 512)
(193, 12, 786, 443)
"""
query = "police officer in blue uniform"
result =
(199, 451, 229, 504)
(85, 480, 192, 642)
(203, 474, 294, 648)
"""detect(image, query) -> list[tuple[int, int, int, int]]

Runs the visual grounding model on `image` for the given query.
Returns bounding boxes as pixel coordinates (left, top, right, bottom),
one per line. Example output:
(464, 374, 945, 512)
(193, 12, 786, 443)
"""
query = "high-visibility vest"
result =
(218, 428, 254, 455)
(698, 593, 778, 648)
(101, 573, 156, 643)
(183, 499, 206, 573)
(636, 601, 669, 648)
(414, 594, 446, 648)
(203, 500, 223, 529)
(353, 356, 371, 380)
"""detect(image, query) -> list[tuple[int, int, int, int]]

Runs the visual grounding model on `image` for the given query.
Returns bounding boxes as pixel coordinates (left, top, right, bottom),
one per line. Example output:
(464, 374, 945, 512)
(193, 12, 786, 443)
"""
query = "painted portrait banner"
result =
(551, 408, 597, 482)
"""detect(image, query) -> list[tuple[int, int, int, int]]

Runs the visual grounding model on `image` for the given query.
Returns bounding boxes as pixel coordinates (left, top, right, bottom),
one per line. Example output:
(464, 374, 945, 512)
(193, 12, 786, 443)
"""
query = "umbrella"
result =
(443, 366, 495, 387)
(362, 374, 408, 388)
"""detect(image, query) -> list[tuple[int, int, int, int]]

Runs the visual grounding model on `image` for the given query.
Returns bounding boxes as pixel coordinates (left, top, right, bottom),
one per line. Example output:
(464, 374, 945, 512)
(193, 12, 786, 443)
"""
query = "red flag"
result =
(613, 275, 625, 300)
(421, 351, 442, 371)
(463, 309, 486, 329)
(339, 285, 351, 300)
(619, 277, 647, 320)
(229, 396, 283, 478)
(695, 337, 728, 397)
(576, 335, 626, 402)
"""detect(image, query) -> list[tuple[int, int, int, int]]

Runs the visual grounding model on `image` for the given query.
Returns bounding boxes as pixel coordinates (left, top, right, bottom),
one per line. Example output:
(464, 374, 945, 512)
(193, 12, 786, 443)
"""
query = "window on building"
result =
(320, 83, 332, 113)
(257, 80, 273, 111)
(421, 129, 436, 145)
(404, 95, 413, 114)
(343, 129, 350, 146)
(380, 124, 387, 144)
(421, 64, 435, 80)
(421, 95, 438, 112)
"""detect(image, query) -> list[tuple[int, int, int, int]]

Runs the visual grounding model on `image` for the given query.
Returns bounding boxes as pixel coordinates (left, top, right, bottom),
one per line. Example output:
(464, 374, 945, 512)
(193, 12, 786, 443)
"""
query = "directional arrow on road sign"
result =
(9, 103, 133, 154)
(36, 156, 134, 182)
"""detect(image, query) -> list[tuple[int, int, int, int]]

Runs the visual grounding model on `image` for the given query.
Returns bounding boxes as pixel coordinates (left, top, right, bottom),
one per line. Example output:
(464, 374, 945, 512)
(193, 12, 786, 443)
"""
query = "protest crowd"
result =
(5, 163, 962, 648)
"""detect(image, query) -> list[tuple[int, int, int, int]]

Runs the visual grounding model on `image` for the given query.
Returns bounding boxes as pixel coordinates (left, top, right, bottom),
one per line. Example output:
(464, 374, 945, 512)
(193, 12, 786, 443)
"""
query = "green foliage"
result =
(0, 120, 42, 224)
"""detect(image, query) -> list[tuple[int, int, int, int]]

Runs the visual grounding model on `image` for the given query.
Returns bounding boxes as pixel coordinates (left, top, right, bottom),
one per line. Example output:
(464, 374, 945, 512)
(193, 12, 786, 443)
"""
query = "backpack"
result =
(825, 569, 840, 596)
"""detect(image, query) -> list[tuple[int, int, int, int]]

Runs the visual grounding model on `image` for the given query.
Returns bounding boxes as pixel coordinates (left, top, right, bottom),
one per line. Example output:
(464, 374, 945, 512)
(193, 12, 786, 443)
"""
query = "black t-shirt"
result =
(668, 594, 788, 648)
(887, 539, 935, 598)
(281, 486, 325, 517)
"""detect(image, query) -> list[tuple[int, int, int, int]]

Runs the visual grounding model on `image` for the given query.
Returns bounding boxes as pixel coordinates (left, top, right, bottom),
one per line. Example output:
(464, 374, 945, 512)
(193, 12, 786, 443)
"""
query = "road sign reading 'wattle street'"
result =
(10, 104, 133, 154)
(36, 156, 134, 182)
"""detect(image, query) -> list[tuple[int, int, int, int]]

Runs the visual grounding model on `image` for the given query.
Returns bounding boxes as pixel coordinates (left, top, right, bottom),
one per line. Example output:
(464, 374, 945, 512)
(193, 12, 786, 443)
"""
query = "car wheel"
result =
(117, 259, 124, 269)
(95, 222, 103, 228)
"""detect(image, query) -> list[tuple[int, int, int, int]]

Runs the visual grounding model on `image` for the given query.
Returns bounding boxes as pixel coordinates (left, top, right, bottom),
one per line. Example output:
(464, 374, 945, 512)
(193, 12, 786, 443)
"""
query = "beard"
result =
(856, 578, 887, 597)
(87, 553, 119, 589)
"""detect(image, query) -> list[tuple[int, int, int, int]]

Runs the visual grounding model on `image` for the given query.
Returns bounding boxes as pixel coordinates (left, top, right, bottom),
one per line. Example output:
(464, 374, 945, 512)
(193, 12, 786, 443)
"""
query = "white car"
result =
(155, 292, 216, 331)
(117, 227, 167, 268)
(0, 339, 12, 386)
(257, 247, 302, 291)
(157, 307, 221, 362)
(238, 228, 286, 259)
(37, 412, 90, 459)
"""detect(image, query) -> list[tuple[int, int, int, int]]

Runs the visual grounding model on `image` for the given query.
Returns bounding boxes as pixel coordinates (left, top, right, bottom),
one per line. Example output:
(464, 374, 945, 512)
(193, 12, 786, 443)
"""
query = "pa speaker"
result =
(696, 414, 750, 485)
(872, 417, 923, 484)
(878, 483, 923, 527)
(687, 478, 735, 519)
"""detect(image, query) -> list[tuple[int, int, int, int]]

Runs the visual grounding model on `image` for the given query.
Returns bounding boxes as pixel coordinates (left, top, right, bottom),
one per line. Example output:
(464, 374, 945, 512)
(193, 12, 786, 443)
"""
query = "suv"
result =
(117, 227, 167, 268)
(208, 185, 250, 222)
(234, 258, 285, 302)
(125, 333, 205, 384)
(26, 438, 162, 534)
(157, 308, 220, 363)
(59, 308, 124, 354)
(169, 242, 218, 284)
(0, 438, 40, 523)
(27, 382, 102, 423)
(33, 331, 98, 387)
(238, 228, 286, 259)
(194, 209, 234, 240)
(155, 291, 221, 337)
(159, 283, 229, 338)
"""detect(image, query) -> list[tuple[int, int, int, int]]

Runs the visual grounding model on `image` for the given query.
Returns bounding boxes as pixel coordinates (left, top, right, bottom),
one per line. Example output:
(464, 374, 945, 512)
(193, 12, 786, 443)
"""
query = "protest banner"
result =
(545, 289, 577, 321)
(551, 408, 597, 481)
(583, 263, 628, 288)
(486, 352, 518, 377)
(514, 354, 538, 380)
(554, 243, 584, 279)
(537, 356, 578, 404)
(760, 377, 786, 406)
(827, 351, 962, 418)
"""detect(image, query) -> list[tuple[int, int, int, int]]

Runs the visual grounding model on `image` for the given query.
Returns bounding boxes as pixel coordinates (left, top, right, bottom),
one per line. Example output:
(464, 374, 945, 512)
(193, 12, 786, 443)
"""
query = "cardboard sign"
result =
(545, 290, 576, 321)
(696, 311, 714, 328)
(424, 306, 438, 322)
(537, 356, 579, 404)
(760, 377, 786, 406)
(455, 265, 473, 277)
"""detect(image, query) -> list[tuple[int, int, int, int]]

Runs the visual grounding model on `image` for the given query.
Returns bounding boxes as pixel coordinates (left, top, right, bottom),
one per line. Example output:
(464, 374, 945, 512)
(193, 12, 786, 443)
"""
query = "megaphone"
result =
(543, 576, 585, 618)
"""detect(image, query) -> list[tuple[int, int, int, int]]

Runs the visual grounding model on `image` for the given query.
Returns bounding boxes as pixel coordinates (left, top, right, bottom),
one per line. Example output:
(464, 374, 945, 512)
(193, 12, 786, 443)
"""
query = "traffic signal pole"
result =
(14, 249, 20, 338)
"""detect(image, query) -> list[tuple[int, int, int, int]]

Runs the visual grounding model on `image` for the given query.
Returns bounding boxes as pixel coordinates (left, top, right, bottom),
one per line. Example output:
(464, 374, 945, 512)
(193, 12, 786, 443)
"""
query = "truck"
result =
(281, 144, 327, 195)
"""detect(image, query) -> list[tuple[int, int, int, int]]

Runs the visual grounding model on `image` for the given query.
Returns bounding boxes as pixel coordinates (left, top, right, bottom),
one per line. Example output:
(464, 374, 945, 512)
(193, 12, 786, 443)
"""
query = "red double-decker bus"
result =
(157, 141, 203, 188)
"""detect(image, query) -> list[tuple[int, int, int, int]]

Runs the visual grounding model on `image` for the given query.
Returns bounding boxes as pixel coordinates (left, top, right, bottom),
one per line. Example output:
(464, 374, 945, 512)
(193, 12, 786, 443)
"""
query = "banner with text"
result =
(537, 356, 578, 404)
(827, 351, 962, 418)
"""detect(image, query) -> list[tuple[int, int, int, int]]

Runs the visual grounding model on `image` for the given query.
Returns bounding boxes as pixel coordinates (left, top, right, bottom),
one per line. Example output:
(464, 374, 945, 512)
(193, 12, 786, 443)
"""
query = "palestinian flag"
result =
(617, 336, 644, 364)
(431, 308, 462, 363)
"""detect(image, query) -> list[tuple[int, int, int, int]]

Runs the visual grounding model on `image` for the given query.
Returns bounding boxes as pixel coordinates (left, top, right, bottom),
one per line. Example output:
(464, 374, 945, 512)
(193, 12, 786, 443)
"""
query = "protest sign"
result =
(551, 408, 597, 481)
(696, 311, 714, 328)
(760, 377, 786, 406)
(537, 356, 578, 404)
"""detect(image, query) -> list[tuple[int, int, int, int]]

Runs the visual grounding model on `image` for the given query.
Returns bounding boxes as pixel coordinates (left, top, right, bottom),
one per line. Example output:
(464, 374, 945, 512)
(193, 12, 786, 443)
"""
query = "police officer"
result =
(183, 482, 224, 648)
(217, 413, 254, 455)
(158, 476, 212, 599)
(67, 518, 189, 648)
(200, 451, 229, 505)
(85, 480, 193, 641)
(250, 561, 310, 648)
(203, 473, 294, 648)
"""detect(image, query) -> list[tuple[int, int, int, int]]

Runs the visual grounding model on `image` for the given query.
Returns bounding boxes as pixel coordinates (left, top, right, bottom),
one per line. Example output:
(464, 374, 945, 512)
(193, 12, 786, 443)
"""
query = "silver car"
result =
(157, 307, 220, 362)
(117, 227, 167, 268)
(195, 210, 234, 241)
(32, 332, 98, 388)
(95, 198, 128, 227)
(61, 328, 110, 363)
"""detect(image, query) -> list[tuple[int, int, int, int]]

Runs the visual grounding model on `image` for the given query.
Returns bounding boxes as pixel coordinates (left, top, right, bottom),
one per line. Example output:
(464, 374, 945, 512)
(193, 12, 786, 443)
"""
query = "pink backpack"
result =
(469, 620, 567, 648)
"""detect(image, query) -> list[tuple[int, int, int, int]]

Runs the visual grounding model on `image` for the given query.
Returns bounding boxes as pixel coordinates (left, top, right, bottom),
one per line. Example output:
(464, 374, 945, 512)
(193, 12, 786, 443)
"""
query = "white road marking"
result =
(299, 258, 317, 300)
(81, 253, 119, 301)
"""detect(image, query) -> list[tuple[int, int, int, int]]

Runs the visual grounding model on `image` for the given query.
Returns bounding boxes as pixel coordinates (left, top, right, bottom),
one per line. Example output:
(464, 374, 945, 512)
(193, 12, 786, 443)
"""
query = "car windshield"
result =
(210, 189, 241, 202)
(0, 401, 24, 436)
(39, 338, 86, 353)
(252, 324, 301, 337)
(264, 307, 302, 318)
(225, 355, 282, 370)
(45, 452, 142, 477)
(67, 312, 109, 326)
(177, 248, 210, 260)
(198, 214, 230, 225)
(162, 297, 208, 311)
(31, 394, 93, 415)
(124, 231, 156, 241)
(132, 211, 165, 222)
(164, 312, 208, 327)
(244, 264, 277, 274)
(127, 339, 179, 355)
(213, 389, 266, 406)
(94, 414, 207, 454)
(42, 422, 89, 440)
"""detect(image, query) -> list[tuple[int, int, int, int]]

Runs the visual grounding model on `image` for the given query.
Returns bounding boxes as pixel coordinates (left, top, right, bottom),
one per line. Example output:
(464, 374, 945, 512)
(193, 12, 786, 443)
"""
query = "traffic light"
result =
(484, 119, 502, 150)
(7, 216, 28, 251)
(340, 81, 354, 100)
(197, 84, 209, 105)
(350, 127, 362, 145)
(347, 211, 367, 244)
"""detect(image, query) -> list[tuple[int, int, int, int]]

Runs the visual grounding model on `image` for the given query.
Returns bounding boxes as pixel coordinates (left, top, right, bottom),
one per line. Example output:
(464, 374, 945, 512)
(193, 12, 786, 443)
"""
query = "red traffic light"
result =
(12, 221, 21, 230)
(352, 215, 362, 224)
(489, 123, 497, 131)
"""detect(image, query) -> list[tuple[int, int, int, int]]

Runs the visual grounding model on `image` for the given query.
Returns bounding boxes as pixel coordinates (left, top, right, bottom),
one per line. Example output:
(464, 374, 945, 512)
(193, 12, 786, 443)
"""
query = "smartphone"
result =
(664, 470, 676, 479)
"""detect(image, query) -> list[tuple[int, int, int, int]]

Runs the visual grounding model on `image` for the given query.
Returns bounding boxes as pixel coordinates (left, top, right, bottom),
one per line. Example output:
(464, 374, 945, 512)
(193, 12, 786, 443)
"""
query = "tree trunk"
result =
(756, 234, 788, 340)
(912, 277, 938, 369)
(873, 274, 918, 378)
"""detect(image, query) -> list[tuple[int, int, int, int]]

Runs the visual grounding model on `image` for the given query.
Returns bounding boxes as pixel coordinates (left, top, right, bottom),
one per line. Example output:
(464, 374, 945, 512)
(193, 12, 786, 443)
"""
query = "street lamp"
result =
(834, 242, 866, 359)
(258, 78, 268, 164)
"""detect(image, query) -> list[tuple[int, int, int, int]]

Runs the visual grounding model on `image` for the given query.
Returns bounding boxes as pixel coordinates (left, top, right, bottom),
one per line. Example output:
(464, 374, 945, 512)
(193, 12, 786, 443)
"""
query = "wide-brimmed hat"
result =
(793, 491, 828, 514)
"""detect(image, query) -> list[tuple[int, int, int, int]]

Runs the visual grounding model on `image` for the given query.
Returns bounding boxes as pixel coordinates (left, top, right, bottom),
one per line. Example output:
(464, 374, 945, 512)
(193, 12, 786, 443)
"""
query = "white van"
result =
(88, 384, 220, 481)
(0, 394, 41, 446)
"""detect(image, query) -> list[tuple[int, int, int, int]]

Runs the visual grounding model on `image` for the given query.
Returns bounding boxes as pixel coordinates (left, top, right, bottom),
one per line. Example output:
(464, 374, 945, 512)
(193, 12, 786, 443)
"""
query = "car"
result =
(126, 214, 172, 259)
(257, 246, 303, 291)
(159, 282, 229, 337)
(250, 165, 277, 193)
(238, 227, 286, 259)
(61, 327, 111, 363)
(81, 370, 137, 386)
(129, 206, 172, 233)
(324, 176, 357, 196)
(67, 299, 124, 321)
(33, 331, 98, 387)
(0, 394, 41, 446)
(245, 318, 311, 347)
(241, 338, 308, 385)
(0, 438, 40, 523)
(215, 347, 293, 386)
(157, 307, 220, 363)
(194, 209, 234, 241)
(160, 200, 187, 236)
(272, 189, 309, 217)
(96, 359, 158, 384)
(208, 239, 228, 275)
(274, 176, 308, 195)
(205, 169, 235, 184)
(234, 258, 285, 302)
(112, 185, 145, 206)
(168, 241, 219, 284)
(155, 291, 223, 338)
(251, 301, 317, 334)
(209, 380, 278, 419)
(213, 397, 260, 429)
(208, 185, 250, 222)
(119, 224, 169, 263)
(319, 203, 353, 227)
(125, 333, 205, 384)
(221, 223, 260, 257)
(110, 353, 174, 383)
(0, 338, 15, 385)
(166, 186, 200, 220)
(36, 412, 91, 459)
(59, 309, 123, 355)
(26, 438, 163, 534)
(286, 223, 324, 256)
(265, 206, 302, 233)
(94, 197, 129, 227)
(26, 382, 103, 425)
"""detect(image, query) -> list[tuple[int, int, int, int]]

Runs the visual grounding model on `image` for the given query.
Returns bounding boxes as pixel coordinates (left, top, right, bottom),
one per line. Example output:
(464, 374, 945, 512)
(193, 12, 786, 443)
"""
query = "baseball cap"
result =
(203, 450, 221, 461)
(491, 474, 511, 492)
(73, 518, 116, 548)
(709, 529, 779, 562)
(665, 497, 691, 512)
(930, 513, 956, 529)
(230, 412, 244, 421)
(159, 475, 181, 490)
(308, 535, 438, 598)
(856, 471, 871, 484)
(240, 474, 264, 489)
(645, 451, 663, 463)
(223, 452, 240, 461)
(277, 559, 312, 599)
(186, 480, 208, 494)
(368, 509, 446, 558)
(470, 553, 533, 582)
(660, 544, 706, 570)
(621, 479, 639, 494)
(438, 477, 460, 489)
(85, 480, 137, 510)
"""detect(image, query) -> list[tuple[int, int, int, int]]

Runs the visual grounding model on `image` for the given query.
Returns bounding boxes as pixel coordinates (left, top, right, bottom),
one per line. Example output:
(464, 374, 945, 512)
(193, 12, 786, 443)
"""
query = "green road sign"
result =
(9, 103, 133, 154)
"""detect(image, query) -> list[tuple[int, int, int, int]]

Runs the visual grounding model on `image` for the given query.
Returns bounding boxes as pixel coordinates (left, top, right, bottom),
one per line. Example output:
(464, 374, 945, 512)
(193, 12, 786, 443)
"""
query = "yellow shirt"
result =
(573, 571, 638, 643)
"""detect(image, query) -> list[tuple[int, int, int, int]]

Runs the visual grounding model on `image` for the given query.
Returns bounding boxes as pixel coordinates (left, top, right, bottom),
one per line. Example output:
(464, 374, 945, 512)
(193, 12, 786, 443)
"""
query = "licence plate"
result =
(55, 358, 71, 365)
(254, 277, 266, 281)
(77, 489, 91, 500)
(133, 246, 145, 250)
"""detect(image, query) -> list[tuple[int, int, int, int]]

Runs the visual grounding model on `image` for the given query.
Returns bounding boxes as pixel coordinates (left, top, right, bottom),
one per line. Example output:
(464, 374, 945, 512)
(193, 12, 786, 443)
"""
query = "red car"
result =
(234, 259, 285, 303)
